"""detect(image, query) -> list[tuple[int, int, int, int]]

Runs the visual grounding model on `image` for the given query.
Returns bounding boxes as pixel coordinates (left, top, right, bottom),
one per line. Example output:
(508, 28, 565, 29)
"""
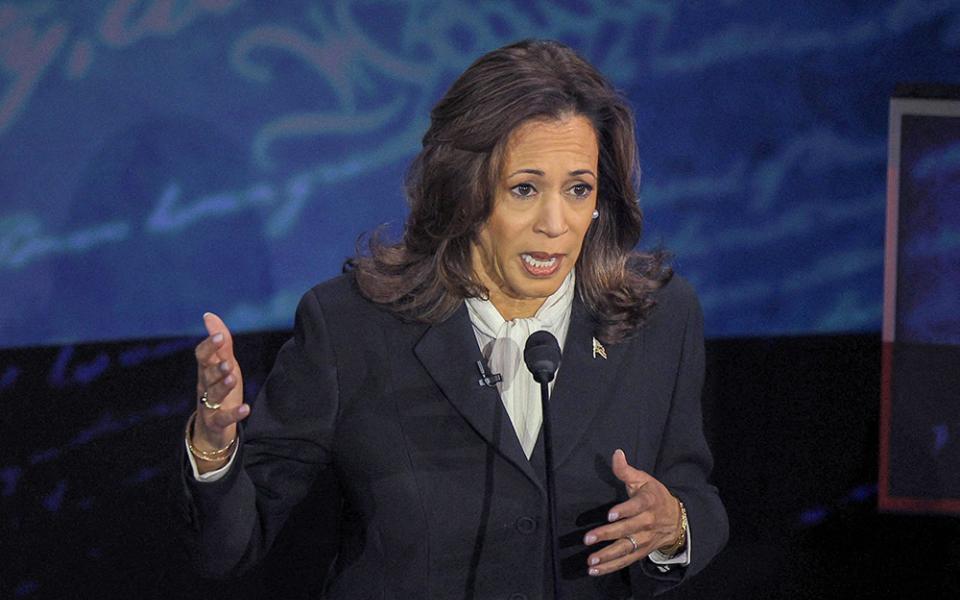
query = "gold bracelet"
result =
(185, 410, 237, 462)
(186, 410, 235, 456)
(657, 497, 688, 557)
(188, 436, 236, 462)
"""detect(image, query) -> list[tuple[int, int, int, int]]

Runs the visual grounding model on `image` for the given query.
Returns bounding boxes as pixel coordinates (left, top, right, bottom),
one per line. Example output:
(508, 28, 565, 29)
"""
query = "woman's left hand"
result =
(583, 449, 682, 576)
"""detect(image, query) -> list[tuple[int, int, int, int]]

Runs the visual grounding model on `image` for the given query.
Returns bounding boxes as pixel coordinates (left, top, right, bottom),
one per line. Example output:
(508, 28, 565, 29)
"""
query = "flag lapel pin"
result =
(592, 337, 607, 359)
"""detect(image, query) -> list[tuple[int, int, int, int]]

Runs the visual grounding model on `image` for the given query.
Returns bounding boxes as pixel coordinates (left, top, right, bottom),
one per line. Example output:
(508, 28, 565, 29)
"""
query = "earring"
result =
(591, 209, 599, 220)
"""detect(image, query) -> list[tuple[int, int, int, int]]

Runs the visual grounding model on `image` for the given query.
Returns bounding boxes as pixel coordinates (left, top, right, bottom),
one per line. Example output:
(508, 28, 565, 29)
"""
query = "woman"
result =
(179, 39, 727, 598)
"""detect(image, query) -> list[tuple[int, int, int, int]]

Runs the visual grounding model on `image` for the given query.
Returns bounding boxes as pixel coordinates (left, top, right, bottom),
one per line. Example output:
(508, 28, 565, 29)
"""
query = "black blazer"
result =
(178, 273, 727, 599)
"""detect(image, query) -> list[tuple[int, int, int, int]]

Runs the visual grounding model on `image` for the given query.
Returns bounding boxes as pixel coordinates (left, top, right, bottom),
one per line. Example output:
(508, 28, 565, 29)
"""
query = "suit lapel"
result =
(413, 305, 543, 491)
(548, 299, 630, 469)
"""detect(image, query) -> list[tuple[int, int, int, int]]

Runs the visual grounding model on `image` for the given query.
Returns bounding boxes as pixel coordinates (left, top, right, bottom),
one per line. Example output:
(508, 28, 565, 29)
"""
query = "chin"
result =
(510, 271, 569, 298)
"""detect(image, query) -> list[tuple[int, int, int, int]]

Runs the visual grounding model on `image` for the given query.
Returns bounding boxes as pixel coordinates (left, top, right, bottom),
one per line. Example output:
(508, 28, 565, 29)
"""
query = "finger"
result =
(587, 535, 652, 572)
(195, 331, 227, 367)
(200, 359, 235, 390)
(606, 489, 656, 522)
(199, 372, 238, 406)
(584, 512, 656, 546)
(207, 403, 251, 429)
(203, 312, 235, 359)
(587, 538, 647, 576)
(611, 448, 653, 490)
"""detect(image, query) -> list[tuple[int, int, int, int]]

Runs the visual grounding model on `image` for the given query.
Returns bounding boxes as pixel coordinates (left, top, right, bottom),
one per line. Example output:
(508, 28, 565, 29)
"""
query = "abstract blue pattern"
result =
(2, 0, 960, 347)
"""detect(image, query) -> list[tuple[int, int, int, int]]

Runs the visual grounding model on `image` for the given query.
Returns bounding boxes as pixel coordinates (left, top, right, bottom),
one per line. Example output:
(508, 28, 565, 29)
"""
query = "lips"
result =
(520, 252, 563, 277)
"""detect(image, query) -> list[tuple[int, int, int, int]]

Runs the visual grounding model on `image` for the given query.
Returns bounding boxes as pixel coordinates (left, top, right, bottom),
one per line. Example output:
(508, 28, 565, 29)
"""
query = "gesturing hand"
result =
(191, 312, 249, 472)
(583, 449, 682, 576)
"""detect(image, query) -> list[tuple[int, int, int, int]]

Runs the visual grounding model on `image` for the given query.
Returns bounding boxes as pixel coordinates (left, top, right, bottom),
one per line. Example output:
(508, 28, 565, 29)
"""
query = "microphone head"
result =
(524, 330, 561, 384)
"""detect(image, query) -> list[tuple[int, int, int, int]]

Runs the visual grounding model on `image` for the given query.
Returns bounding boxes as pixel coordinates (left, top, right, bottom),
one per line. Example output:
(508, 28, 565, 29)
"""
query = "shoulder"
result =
(297, 272, 415, 337)
(652, 273, 700, 313)
(304, 272, 363, 308)
(301, 272, 392, 316)
(292, 273, 430, 380)
(643, 273, 703, 336)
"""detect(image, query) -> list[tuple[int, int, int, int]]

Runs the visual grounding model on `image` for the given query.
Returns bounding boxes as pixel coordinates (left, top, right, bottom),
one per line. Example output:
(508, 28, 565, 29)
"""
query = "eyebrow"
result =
(507, 168, 597, 179)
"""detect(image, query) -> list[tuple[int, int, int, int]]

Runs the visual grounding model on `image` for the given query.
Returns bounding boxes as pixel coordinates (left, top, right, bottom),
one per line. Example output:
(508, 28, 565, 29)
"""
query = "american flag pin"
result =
(592, 337, 607, 359)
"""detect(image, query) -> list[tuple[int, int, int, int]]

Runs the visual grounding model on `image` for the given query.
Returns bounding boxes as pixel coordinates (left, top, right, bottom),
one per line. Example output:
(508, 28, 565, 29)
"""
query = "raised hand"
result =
(191, 312, 249, 473)
(582, 449, 682, 576)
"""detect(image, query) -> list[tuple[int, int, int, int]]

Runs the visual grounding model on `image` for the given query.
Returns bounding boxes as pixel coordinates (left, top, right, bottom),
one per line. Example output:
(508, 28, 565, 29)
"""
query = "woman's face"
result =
(471, 114, 599, 319)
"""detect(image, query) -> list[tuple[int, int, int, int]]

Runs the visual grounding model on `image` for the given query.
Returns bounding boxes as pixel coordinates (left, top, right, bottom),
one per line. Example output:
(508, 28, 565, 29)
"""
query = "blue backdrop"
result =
(2, 0, 960, 347)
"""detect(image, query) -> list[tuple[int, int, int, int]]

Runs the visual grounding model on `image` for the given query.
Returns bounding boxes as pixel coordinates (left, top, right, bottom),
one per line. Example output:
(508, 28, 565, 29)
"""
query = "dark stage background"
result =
(3, 1, 960, 598)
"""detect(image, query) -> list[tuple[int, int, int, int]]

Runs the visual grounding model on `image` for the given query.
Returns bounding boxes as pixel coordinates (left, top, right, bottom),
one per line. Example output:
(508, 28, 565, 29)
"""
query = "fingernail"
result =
(615, 448, 624, 456)
(589, 557, 599, 566)
(589, 568, 599, 576)
(224, 375, 235, 386)
(238, 405, 249, 416)
(608, 512, 618, 522)
(219, 361, 230, 373)
(212, 333, 224, 343)
(203, 312, 212, 318)
(584, 534, 596, 545)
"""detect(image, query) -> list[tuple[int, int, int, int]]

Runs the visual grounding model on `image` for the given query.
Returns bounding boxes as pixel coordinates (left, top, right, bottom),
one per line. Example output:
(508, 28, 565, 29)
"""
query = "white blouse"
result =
(464, 270, 575, 459)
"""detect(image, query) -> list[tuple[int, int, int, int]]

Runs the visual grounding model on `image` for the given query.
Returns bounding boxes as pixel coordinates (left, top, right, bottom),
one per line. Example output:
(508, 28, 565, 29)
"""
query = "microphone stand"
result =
(539, 379, 561, 599)
(524, 330, 563, 598)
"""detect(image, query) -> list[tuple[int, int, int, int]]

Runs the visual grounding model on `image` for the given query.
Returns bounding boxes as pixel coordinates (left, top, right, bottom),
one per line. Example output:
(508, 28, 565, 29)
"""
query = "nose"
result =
(533, 195, 569, 238)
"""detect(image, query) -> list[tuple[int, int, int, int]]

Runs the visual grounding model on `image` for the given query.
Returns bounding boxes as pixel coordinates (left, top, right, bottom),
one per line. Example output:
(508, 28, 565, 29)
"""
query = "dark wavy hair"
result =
(346, 39, 671, 343)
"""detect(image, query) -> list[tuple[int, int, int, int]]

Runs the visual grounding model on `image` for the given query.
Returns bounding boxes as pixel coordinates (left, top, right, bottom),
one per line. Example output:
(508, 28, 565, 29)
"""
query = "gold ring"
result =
(626, 535, 640, 553)
(201, 390, 221, 410)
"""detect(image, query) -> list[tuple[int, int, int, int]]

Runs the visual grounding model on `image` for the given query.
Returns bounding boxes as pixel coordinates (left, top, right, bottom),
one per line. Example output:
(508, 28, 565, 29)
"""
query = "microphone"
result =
(476, 359, 503, 387)
(523, 330, 561, 384)
(524, 330, 562, 597)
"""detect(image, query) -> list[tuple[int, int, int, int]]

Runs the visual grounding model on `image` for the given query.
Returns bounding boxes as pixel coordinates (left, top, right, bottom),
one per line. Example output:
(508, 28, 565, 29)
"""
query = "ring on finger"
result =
(626, 535, 640, 553)
(201, 390, 222, 410)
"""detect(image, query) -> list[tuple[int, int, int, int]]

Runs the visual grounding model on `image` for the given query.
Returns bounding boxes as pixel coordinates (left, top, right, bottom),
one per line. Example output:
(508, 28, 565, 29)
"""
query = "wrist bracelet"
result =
(185, 410, 237, 462)
(657, 497, 688, 557)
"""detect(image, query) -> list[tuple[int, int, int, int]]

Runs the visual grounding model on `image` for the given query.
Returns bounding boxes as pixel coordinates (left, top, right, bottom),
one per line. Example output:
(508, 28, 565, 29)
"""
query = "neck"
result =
(487, 289, 545, 321)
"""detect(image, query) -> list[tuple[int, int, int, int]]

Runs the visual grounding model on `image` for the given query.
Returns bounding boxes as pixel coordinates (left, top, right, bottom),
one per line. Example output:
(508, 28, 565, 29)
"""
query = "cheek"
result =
(572, 214, 595, 248)
(484, 216, 520, 254)
(476, 223, 512, 271)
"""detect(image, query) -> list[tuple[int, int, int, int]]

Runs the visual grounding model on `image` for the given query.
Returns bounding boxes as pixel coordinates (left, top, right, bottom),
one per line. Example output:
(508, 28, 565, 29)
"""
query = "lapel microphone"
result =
(476, 359, 502, 387)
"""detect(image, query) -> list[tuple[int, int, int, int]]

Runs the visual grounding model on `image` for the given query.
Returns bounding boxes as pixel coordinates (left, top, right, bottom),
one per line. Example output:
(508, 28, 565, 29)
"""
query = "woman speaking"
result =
(178, 39, 728, 598)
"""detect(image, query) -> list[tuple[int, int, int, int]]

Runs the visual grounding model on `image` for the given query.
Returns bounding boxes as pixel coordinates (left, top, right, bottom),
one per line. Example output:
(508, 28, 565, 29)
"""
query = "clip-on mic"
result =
(476, 359, 503, 387)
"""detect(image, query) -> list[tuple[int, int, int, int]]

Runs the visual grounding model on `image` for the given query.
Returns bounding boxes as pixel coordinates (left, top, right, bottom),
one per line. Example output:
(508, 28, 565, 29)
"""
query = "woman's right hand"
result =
(191, 312, 249, 473)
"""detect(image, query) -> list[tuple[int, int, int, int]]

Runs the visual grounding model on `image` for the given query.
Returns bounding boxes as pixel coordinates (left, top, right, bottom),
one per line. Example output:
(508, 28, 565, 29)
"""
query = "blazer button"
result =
(508, 594, 527, 600)
(515, 516, 537, 534)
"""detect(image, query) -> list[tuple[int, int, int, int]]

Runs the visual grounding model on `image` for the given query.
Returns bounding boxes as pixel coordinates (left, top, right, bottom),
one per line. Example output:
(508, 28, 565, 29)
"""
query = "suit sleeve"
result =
(633, 283, 729, 594)
(174, 287, 340, 578)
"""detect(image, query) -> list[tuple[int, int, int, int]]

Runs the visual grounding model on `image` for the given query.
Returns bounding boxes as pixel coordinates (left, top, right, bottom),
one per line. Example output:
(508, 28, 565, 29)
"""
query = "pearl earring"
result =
(591, 209, 599, 220)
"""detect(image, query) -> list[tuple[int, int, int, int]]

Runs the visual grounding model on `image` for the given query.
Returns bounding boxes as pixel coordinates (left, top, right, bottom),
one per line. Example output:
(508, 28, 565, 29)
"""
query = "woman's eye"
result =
(569, 183, 593, 198)
(511, 183, 536, 197)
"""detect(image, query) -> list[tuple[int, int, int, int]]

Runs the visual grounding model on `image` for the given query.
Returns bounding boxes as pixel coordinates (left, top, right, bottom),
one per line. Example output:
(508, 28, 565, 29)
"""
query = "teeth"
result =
(521, 254, 558, 269)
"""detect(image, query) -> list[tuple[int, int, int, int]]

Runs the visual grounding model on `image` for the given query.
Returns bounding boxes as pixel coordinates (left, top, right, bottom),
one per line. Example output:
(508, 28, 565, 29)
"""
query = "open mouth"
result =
(520, 252, 563, 277)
